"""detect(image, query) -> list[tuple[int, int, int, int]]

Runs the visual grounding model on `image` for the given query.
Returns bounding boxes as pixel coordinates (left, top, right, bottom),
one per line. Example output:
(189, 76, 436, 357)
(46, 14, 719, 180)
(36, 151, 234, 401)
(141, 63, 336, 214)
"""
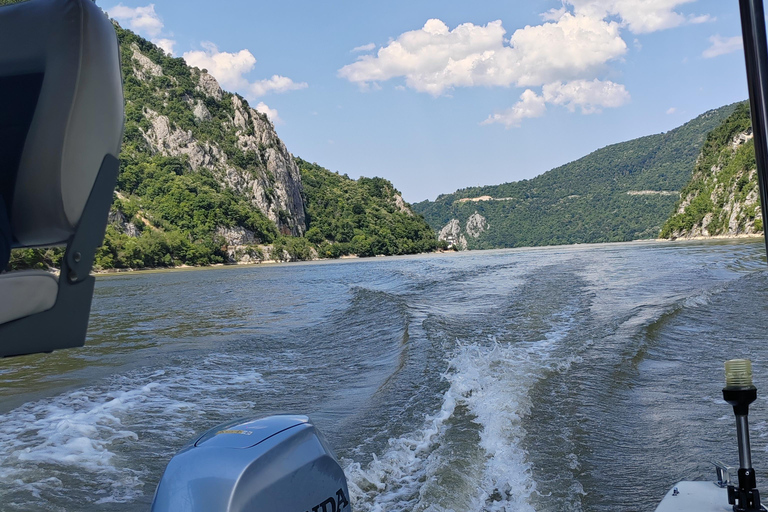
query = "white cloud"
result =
(541, 7, 568, 22)
(510, 14, 626, 87)
(255, 102, 282, 124)
(564, 0, 701, 34)
(542, 79, 630, 113)
(108, 3, 164, 37)
(183, 42, 257, 90)
(352, 43, 376, 53)
(107, 3, 178, 55)
(482, 89, 547, 128)
(339, 16, 626, 96)
(703, 35, 743, 58)
(666, 107, 677, 114)
(689, 14, 715, 24)
(183, 43, 307, 100)
(250, 75, 308, 97)
(483, 79, 629, 127)
(155, 38, 176, 56)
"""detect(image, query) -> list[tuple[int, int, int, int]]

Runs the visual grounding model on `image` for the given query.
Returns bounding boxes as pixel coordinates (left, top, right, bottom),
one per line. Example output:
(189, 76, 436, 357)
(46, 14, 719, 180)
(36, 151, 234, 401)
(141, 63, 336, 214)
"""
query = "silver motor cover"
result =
(151, 415, 351, 512)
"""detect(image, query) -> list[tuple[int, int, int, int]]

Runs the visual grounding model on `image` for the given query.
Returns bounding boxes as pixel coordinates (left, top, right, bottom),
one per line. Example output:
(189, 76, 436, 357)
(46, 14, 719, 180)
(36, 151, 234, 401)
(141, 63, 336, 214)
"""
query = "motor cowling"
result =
(151, 415, 351, 512)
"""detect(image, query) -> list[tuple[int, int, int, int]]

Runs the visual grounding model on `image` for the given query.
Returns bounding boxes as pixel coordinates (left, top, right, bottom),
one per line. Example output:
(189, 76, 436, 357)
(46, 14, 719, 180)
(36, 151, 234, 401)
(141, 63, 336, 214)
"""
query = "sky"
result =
(104, 0, 749, 203)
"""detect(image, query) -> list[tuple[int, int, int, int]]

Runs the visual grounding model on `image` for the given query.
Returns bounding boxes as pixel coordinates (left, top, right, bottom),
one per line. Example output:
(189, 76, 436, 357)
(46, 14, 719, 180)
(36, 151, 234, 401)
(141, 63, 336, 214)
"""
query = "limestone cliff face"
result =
(661, 104, 762, 239)
(438, 219, 467, 250)
(465, 212, 488, 238)
(437, 212, 488, 249)
(128, 43, 306, 237)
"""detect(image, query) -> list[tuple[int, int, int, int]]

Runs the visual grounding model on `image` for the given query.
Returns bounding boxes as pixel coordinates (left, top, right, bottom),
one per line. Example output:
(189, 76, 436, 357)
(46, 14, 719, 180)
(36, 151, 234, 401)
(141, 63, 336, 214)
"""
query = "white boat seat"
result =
(0, 0, 123, 356)
(0, 271, 58, 325)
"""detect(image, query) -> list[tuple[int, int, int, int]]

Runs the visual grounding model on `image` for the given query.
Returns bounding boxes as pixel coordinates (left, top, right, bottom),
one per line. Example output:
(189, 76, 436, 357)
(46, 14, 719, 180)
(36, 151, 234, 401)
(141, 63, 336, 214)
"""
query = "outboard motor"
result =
(152, 415, 351, 512)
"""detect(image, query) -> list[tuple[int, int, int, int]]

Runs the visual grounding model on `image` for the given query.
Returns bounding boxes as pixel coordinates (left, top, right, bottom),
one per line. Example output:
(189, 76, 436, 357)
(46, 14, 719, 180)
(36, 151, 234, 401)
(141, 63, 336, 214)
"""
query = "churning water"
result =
(2, 239, 768, 511)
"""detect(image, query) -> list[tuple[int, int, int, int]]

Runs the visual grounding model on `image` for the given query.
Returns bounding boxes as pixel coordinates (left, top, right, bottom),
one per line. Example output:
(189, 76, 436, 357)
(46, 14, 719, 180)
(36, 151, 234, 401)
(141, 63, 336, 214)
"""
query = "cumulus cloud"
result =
(108, 3, 177, 55)
(703, 35, 743, 58)
(689, 14, 715, 24)
(352, 43, 376, 53)
(339, 16, 626, 96)
(255, 102, 282, 124)
(183, 42, 257, 89)
(108, 3, 164, 37)
(542, 79, 630, 113)
(483, 79, 629, 127)
(250, 75, 308, 97)
(183, 43, 307, 100)
(482, 90, 547, 128)
(155, 38, 176, 56)
(338, 1, 704, 126)
(564, 0, 702, 34)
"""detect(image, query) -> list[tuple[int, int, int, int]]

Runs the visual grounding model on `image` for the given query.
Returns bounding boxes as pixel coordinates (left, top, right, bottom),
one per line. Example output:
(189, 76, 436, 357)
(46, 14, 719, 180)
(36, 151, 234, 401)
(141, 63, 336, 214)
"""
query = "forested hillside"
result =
(413, 103, 740, 249)
(660, 103, 761, 239)
(9, 19, 437, 270)
(298, 159, 440, 257)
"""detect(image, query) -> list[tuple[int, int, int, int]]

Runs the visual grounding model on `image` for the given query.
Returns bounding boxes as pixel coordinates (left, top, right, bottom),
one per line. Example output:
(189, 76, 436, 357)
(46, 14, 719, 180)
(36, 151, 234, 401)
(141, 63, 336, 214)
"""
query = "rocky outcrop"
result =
(393, 193, 413, 216)
(129, 46, 306, 238)
(108, 211, 140, 238)
(437, 212, 488, 249)
(438, 219, 467, 250)
(130, 43, 162, 80)
(465, 212, 488, 238)
(197, 72, 223, 101)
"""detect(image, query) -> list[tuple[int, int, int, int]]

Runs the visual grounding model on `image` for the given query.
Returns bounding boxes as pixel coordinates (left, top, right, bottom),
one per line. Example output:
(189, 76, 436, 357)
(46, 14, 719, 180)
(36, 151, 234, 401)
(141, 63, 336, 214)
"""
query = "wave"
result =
(345, 306, 582, 512)
(0, 352, 273, 509)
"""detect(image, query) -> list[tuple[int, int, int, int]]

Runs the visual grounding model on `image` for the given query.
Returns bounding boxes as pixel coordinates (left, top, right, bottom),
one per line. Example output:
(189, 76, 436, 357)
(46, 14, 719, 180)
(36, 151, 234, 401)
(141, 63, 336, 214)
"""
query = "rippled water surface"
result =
(2, 239, 768, 511)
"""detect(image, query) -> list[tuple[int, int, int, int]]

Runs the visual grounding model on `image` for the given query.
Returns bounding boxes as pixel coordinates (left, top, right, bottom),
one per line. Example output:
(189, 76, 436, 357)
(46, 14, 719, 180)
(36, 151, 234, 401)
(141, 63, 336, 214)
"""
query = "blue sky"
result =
(106, 1, 748, 203)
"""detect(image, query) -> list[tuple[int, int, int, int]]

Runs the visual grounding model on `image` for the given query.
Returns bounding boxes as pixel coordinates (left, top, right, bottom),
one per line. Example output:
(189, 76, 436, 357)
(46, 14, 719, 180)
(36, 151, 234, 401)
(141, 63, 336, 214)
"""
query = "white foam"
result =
(347, 313, 581, 512)
(0, 352, 271, 507)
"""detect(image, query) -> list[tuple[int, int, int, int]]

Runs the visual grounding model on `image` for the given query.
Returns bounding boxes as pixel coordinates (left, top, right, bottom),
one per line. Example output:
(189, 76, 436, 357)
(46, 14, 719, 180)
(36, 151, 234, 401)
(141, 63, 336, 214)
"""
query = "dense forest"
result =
(660, 103, 761, 238)
(413, 103, 740, 249)
(9, 19, 438, 270)
(298, 159, 441, 258)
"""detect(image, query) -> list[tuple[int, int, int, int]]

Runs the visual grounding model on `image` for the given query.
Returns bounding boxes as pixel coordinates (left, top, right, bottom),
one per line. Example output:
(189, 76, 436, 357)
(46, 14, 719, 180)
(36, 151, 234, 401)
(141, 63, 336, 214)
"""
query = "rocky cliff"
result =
(93, 26, 311, 268)
(660, 103, 762, 239)
(437, 212, 488, 250)
(120, 30, 305, 235)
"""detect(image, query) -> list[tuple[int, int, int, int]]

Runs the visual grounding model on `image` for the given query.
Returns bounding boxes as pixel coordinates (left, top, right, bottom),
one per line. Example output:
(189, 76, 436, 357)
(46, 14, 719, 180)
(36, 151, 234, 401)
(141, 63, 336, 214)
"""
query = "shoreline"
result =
(654, 233, 764, 242)
(92, 249, 457, 275)
(91, 234, 768, 276)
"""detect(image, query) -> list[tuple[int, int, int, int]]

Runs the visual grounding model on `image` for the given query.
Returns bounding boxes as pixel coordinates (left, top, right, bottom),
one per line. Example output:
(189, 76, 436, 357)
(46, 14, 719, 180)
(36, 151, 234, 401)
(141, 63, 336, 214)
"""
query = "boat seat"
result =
(0, 0, 123, 357)
(0, 271, 58, 325)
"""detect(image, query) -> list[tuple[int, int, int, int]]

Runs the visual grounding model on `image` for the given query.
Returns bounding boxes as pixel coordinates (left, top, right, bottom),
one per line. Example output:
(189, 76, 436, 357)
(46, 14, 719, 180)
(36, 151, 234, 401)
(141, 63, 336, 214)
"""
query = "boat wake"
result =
(346, 310, 581, 512)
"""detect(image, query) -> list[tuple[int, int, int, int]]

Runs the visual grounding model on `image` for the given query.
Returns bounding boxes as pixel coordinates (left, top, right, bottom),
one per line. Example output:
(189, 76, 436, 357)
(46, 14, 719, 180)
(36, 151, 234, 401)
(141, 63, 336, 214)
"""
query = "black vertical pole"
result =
(739, 0, 768, 258)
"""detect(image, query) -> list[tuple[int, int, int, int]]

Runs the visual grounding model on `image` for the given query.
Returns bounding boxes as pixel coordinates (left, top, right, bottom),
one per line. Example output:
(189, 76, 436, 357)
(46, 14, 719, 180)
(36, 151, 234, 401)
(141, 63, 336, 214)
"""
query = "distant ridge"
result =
(413, 102, 742, 249)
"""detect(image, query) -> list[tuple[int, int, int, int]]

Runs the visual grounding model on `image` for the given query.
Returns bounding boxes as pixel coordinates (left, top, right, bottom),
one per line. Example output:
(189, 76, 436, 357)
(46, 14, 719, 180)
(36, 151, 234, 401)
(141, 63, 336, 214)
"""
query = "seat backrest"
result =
(0, 0, 123, 357)
(0, 0, 124, 247)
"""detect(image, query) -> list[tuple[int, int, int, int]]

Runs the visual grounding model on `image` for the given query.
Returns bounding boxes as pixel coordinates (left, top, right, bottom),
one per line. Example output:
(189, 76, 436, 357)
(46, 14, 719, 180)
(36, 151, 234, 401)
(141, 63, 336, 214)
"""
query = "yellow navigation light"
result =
(725, 359, 754, 388)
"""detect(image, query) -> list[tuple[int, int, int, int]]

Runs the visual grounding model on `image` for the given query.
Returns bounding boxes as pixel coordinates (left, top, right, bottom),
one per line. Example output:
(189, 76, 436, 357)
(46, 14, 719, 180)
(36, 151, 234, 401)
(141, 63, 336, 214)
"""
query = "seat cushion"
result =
(0, 270, 58, 325)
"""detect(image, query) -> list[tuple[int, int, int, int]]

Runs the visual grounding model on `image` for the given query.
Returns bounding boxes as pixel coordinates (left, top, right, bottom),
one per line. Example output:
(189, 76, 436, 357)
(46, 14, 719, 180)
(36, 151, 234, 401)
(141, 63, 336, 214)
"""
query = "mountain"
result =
(297, 159, 440, 258)
(660, 103, 762, 239)
(412, 103, 741, 249)
(10, 21, 437, 270)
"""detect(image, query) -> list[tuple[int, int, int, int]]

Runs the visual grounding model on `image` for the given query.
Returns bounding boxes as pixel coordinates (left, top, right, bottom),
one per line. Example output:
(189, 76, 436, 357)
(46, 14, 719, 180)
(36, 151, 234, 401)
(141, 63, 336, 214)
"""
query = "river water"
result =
(1, 240, 768, 511)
